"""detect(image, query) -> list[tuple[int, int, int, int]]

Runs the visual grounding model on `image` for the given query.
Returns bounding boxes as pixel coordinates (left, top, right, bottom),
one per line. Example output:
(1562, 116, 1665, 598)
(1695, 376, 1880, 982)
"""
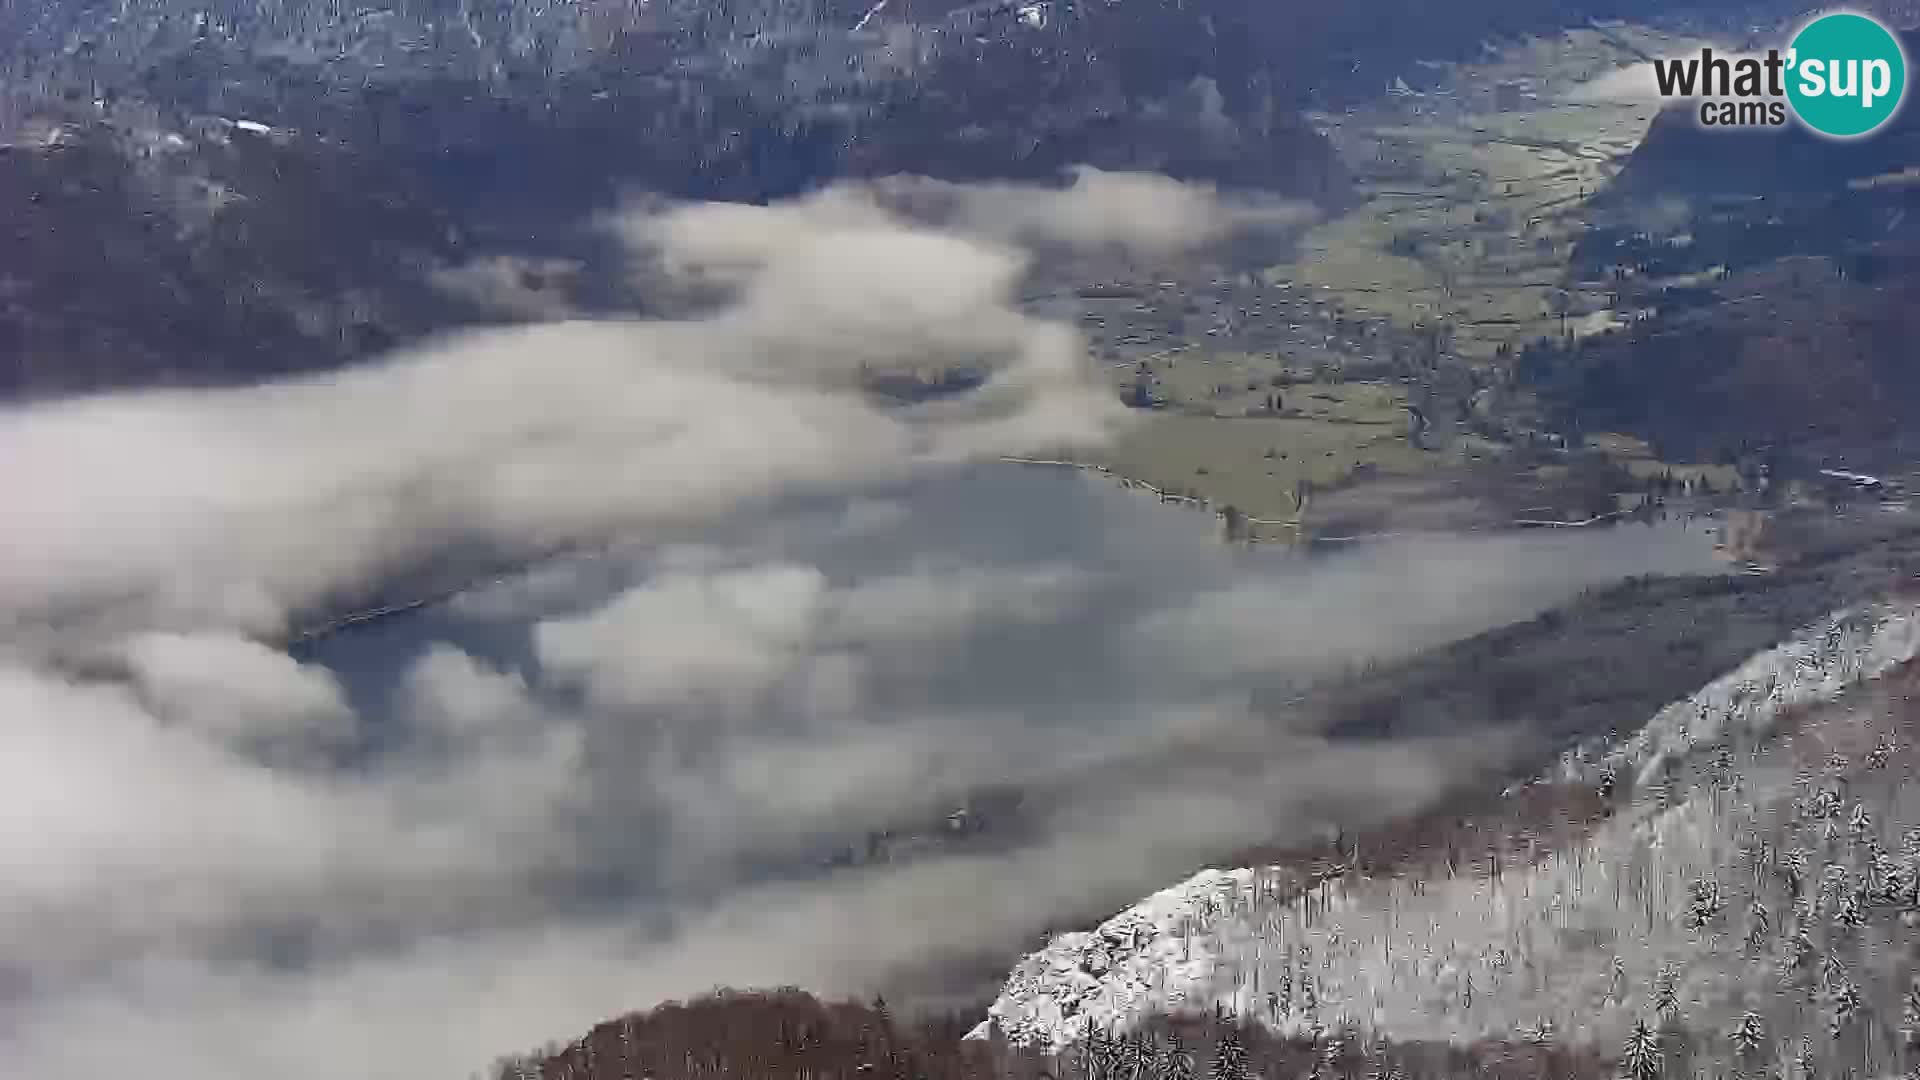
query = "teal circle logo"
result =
(1786, 11, 1907, 138)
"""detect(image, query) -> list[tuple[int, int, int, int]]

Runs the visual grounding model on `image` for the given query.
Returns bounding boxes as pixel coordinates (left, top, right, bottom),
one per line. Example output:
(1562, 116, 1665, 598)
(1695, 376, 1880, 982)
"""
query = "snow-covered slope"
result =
(1550, 604, 1920, 791)
(973, 603, 1920, 1072)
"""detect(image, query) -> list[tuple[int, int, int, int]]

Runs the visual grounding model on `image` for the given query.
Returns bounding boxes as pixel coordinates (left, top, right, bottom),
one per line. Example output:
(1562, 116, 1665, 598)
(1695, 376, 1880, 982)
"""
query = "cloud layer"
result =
(3, 177, 1163, 645)
(0, 173, 1721, 1080)
(868, 166, 1317, 259)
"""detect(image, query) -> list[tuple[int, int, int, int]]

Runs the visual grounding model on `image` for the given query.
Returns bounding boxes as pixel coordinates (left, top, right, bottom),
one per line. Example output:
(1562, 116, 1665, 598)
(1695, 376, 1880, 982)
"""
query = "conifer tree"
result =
(1161, 1031, 1197, 1080)
(1778, 924, 1815, 987)
(1608, 956, 1629, 1005)
(1745, 900, 1771, 954)
(1729, 1010, 1766, 1067)
(1299, 974, 1321, 1034)
(1116, 1031, 1147, 1080)
(1836, 886, 1867, 930)
(1080, 1018, 1108, 1080)
(1902, 979, 1920, 1048)
(1869, 843, 1901, 904)
(1311, 1031, 1346, 1080)
(1684, 879, 1724, 931)
(1619, 1018, 1664, 1080)
(1826, 975, 1863, 1042)
(1208, 1029, 1250, 1080)
(1652, 965, 1681, 1024)
(1850, 802, 1874, 842)
(1790, 1035, 1816, 1080)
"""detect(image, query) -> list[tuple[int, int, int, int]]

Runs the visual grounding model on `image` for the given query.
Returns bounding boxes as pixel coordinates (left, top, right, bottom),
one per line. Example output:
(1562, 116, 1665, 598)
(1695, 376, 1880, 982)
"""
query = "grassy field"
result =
(1589, 431, 1741, 490)
(1056, 27, 1727, 529)
(1280, 26, 1700, 362)
(1093, 381, 1430, 522)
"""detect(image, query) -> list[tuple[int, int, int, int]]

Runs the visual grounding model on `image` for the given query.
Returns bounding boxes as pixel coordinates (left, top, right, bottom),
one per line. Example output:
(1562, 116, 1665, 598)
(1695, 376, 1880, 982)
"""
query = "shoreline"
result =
(996, 455, 1659, 537)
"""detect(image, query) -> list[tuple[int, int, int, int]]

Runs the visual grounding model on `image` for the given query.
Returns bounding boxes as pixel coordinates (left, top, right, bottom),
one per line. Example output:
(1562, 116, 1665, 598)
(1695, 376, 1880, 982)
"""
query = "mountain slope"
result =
(0, 119, 491, 396)
(1531, 29, 1920, 467)
(0, 0, 1367, 399)
(975, 603, 1920, 1075)
(1600, 29, 1920, 205)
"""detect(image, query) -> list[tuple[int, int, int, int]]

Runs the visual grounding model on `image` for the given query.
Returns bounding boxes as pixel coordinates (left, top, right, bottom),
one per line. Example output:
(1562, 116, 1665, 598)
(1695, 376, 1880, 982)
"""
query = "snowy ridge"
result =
(1551, 603, 1920, 789)
(963, 868, 1251, 1051)
(967, 868, 1364, 1052)
(972, 601, 1920, 1058)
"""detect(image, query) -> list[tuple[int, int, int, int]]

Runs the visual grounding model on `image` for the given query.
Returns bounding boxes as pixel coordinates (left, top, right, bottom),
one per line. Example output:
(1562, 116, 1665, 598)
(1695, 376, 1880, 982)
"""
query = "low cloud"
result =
(869, 166, 1317, 260)
(0, 173, 1720, 1080)
(0, 185, 1135, 644)
(120, 631, 356, 756)
(1130, 527, 1729, 681)
(0, 479, 1721, 1080)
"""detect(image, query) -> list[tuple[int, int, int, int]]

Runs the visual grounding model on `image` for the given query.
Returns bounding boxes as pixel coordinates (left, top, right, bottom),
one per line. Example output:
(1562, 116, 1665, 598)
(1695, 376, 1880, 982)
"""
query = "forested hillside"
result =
(490, 987, 1615, 1080)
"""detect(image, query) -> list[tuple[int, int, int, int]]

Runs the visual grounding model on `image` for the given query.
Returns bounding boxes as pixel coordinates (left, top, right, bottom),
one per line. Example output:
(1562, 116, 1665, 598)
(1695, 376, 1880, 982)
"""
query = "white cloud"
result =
(120, 631, 355, 755)
(0, 654, 587, 981)
(0, 186, 1135, 644)
(399, 643, 545, 747)
(833, 564, 1092, 645)
(870, 166, 1317, 259)
(0, 172, 1724, 1080)
(534, 563, 835, 712)
(0, 181, 1144, 1079)
(0, 728, 1471, 1080)
(1130, 528, 1726, 680)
